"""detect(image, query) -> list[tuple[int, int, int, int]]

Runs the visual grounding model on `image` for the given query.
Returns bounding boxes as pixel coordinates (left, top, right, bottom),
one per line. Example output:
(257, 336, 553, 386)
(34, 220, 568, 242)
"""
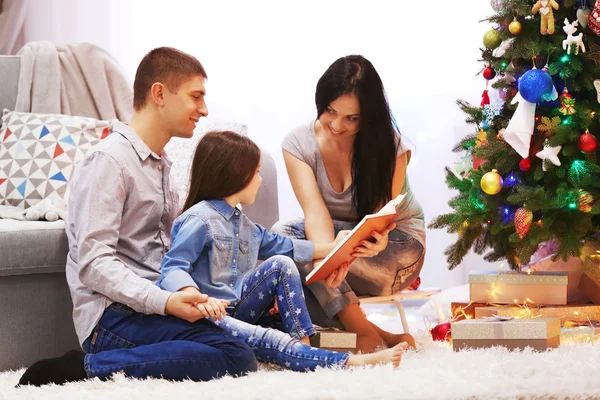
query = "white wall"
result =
(22, 0, 499, 288)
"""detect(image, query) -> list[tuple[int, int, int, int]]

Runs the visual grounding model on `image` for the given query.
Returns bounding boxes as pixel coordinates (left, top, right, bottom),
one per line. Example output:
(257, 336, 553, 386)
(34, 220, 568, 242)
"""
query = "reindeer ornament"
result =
(563, 18, 586, 55)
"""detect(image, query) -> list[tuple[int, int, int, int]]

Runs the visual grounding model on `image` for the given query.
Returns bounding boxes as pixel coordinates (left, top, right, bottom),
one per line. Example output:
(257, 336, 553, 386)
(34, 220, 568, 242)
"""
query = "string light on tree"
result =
(480, 169, 503, 195)
(504, 173, 518, 188)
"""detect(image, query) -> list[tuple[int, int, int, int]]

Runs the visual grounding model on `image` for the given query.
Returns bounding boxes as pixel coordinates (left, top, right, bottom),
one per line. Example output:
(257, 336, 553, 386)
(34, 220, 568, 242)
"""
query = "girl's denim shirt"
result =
(158, 199, 314, 304)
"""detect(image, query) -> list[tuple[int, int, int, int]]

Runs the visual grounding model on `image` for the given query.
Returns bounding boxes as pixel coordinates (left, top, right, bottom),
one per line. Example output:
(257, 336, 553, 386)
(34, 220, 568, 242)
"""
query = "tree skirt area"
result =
(1, 334, 599, 400)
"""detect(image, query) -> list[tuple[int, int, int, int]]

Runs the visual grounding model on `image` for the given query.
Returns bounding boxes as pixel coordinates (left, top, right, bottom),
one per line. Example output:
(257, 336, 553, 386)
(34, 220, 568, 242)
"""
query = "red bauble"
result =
(407, 276, 421, 291)
(483, 66, 496, 80)
(578, 131, 598, 153)
(430, 321, 452, 342)
(519, 158, 531, 172)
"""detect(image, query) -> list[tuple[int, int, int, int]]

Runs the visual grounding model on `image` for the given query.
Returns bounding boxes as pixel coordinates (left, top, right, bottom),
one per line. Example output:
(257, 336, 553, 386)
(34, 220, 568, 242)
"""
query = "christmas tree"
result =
(430, 0, 600, 270)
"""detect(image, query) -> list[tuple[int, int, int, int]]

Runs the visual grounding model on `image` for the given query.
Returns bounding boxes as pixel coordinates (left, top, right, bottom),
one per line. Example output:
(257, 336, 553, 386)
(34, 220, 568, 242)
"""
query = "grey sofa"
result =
(0, 55, 280, 371)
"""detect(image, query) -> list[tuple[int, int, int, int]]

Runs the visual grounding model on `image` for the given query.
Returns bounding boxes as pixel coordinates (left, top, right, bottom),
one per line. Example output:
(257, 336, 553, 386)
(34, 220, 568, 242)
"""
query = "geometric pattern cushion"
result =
(0, 108, 114, 208)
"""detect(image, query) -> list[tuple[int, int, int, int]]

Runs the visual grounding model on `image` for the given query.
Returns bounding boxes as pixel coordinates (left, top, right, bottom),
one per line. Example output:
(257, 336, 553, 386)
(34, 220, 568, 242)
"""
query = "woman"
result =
(272, 55, 426, 353)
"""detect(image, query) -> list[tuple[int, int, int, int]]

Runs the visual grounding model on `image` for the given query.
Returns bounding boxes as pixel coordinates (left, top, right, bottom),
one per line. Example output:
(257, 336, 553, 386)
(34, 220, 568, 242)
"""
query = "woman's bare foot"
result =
(356, 334, 387, 353)
(346, 342, 408, 368)
(384, 333, 416, 349)
(369, 321, 416, 350)
(337, 304, 386, 353)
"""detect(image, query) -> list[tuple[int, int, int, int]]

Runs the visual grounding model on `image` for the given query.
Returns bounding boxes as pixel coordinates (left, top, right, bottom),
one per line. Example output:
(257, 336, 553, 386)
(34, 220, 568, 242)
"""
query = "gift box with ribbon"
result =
(469, 270, 568, 305)
(451, 317, 561, 351)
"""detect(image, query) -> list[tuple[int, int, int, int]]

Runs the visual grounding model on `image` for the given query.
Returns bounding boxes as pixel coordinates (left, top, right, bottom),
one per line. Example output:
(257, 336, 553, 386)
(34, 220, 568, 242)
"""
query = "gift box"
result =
(451, 302, 489, 321)
(474, 304, 600, 324)
(451, 317, 561, 351)
(469, 270, 568, 305)
(309, 327, 356, 352)
(578, 257, 600, 305)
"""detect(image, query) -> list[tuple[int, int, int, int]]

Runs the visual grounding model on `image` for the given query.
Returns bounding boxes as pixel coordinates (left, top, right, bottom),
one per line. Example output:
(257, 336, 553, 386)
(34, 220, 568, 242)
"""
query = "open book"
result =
(305, 193, 406, 284)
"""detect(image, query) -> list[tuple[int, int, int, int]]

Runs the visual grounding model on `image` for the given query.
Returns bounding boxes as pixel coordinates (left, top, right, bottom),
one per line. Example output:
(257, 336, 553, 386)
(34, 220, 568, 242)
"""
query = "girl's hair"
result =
(181, 131, 261, 213)
(315, 55, 399, 220)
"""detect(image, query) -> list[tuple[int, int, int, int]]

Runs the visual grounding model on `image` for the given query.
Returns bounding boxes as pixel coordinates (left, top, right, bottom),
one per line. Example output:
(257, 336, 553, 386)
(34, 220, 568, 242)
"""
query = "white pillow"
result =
(165, 118, 248, 206)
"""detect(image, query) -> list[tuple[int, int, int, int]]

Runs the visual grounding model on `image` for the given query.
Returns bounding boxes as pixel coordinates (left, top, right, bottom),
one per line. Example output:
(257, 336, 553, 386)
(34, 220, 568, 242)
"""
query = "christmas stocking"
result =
(588, 1, 600, 35)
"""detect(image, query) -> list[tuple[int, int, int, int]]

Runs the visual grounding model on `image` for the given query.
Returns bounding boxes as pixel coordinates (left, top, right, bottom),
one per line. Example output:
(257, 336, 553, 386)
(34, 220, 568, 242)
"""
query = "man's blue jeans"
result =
(82, 303, 257, 381)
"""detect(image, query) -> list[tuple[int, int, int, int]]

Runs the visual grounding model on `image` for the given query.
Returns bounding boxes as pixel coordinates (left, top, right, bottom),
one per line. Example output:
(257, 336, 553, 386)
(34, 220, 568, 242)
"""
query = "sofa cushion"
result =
(165, 118, 248, 206)
(0, 219, 68, 276)
(0, 109, 114, 208)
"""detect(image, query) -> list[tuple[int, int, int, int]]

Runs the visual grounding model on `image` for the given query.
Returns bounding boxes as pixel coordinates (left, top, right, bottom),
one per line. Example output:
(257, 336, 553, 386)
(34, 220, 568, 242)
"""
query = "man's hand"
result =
(166, 286, 230, 322)
(165, 290, 209, 323)
(197, 296, 230, 321)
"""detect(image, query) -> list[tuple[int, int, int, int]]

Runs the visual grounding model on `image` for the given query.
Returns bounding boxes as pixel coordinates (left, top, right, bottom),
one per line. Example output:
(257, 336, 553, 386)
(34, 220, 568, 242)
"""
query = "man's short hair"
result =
(133, 47, 207, 110)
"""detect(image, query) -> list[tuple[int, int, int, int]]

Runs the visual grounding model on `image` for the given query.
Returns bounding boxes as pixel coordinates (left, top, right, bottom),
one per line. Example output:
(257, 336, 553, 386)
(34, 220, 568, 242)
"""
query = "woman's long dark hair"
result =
(181, 131, 261, 213)
(315, 55, 398, 220)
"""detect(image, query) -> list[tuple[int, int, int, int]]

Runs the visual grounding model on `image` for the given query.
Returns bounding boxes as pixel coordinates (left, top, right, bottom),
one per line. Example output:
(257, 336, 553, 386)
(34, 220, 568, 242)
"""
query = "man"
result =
(19, 47, 257, 386)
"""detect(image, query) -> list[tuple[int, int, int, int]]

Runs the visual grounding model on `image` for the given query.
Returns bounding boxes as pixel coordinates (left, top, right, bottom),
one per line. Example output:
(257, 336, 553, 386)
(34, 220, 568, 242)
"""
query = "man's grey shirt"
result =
(65, 121, 178, 345)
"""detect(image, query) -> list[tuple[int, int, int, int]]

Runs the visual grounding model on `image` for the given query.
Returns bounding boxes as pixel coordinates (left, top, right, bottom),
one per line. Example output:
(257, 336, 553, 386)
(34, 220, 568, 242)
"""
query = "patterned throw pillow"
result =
(0, 109, 114, 208)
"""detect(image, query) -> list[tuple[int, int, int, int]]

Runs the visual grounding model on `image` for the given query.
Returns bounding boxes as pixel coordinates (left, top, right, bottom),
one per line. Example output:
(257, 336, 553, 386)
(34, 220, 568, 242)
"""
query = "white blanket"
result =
(14, 41, 133, 122)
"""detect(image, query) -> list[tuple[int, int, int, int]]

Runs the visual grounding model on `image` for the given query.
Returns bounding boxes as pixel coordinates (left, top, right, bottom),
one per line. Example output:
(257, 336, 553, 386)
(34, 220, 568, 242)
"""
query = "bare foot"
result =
(356, 334, 387, 354)
(346, 342, 408, 368)
(369, 321, 416, 350)
(384, 333, 416, 350)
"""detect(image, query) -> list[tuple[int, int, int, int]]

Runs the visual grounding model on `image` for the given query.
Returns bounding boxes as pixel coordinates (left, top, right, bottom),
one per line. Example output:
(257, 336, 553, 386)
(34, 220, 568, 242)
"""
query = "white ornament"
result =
(451, 153, 473, 179)
(535, 141, 562, 171)
(562, 18, 586, 55)
(493, 38, 515, 58)
(577, 8, 591, 28)
(594, 80, 600, 104)
(504, 92, 536, 158)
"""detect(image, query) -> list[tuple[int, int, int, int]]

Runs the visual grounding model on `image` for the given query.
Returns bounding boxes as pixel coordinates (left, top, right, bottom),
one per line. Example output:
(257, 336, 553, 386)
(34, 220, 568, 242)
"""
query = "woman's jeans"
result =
(272, 219, 425, 321)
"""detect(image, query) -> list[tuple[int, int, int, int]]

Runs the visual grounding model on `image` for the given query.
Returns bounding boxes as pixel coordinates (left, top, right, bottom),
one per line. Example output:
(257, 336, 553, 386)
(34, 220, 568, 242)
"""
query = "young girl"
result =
(158, 130, 407, 372)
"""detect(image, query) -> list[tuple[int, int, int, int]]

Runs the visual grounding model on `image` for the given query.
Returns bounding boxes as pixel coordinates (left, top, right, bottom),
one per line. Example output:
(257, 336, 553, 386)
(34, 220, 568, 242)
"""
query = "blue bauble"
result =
(518, 69, 553, 103)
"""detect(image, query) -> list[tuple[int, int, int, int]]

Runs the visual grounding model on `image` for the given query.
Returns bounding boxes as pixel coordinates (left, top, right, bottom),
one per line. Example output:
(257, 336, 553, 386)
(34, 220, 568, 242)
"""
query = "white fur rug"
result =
(1, 334, 599, 400)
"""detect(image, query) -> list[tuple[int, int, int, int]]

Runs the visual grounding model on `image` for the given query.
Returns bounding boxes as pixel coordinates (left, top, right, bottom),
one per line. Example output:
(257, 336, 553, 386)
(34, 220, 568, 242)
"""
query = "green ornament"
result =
(483, 29, 502, 49)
